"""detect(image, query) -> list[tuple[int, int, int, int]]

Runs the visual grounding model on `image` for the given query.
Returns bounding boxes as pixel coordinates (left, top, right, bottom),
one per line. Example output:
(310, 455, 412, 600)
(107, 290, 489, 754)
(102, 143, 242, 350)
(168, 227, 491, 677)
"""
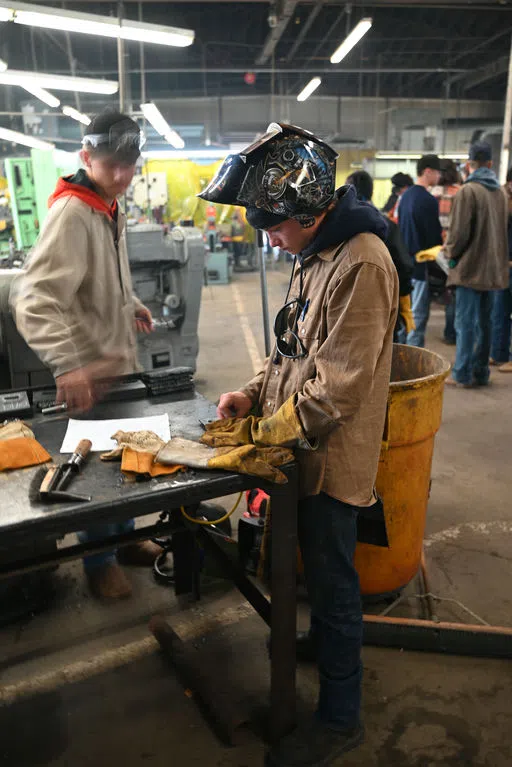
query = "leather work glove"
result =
(415, 245, 442, 263)
(0, 421, 51, 471)
(156, 437, 294, 484)
(120, 447, 185, 479)
(399, 295, 416, 335)
(201, 396, 313, 450)
(101, 430, 166, 461)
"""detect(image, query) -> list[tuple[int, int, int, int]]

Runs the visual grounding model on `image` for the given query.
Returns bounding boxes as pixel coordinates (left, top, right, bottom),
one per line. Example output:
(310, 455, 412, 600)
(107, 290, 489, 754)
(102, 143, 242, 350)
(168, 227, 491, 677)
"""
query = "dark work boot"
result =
(266, 631, 317, 663)
(265, 719, 364, 766)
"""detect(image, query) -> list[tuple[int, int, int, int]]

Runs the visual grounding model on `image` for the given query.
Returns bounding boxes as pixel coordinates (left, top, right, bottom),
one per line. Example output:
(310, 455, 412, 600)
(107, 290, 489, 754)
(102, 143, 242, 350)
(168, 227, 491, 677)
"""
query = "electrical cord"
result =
(180, 492, 244, 526)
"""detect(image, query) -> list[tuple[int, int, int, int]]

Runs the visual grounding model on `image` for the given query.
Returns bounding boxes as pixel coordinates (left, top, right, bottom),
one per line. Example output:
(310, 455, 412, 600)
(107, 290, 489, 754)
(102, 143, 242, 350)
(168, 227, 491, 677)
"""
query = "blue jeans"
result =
(453, 286, 493, 385)
(407, 279, 430, 348)
(298, 493, 362, 730)
(491, 277, 512, 363)
(77, 520, 135, 572)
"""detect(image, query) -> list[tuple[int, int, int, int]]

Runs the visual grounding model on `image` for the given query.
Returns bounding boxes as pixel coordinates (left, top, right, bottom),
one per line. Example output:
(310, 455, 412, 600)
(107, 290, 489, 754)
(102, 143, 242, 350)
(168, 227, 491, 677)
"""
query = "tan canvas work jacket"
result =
(241, 232, 399, 507)
(11, 196, 142, 379)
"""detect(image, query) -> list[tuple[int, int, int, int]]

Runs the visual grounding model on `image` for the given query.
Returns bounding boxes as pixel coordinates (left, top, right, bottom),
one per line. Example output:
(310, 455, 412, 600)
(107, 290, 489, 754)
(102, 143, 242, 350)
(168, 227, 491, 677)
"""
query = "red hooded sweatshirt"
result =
(48, 172, 118, 219)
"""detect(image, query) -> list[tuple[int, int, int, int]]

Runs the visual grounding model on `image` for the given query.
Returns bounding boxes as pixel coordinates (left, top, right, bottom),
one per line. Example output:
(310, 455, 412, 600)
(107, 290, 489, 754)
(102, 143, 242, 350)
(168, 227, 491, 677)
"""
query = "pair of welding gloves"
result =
(0, 421, 51, 472)
(104, 397, 307, 484)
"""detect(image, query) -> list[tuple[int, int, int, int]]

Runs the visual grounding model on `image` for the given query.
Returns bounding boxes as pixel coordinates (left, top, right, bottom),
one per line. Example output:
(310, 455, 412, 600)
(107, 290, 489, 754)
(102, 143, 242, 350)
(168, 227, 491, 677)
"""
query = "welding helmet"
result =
(198, 123, 338, 225)
(82, 112, 145, 163)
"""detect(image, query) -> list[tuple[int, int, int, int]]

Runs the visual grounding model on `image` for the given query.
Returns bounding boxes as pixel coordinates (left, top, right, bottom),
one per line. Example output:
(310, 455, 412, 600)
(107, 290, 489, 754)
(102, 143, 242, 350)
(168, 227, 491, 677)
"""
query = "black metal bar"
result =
(198, 526, 272, 625)
(149, 615, 248, 745)
(268, 463, 299, 742)
(0, 518, 181, 579)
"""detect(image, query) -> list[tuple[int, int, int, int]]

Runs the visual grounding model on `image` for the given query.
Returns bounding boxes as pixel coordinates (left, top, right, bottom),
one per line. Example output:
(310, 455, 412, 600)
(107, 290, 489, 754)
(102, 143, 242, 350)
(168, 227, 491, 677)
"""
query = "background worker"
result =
(444, 142, 509, 387)
(382, 171, 414, 223)
(432, 159, 462, 345)
(398, 154, 443, 347)
(199, 123, 398, 767)
(10, 109, 161, 600)
(346, 169, 414, 340)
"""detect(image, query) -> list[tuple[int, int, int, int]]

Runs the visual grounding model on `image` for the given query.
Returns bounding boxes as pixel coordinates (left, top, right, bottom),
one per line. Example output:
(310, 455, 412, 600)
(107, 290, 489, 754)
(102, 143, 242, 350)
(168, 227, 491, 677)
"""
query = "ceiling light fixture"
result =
(0, 1, 194, 48)
(0, 69, 118, 94)
(22, 84, 60, 108)
(62, 105, 91, 125)
(140, 103, 185, 149)
(0, 126, 54, 150)
(330, 18, 372, 65)
(297, 77, 322, 102)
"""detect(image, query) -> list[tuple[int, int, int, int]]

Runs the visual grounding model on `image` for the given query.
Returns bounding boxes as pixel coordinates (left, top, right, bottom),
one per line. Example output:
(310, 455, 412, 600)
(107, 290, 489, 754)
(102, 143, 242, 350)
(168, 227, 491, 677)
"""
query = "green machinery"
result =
(4, 158, 38, 250)
(4, 149, 79, 251)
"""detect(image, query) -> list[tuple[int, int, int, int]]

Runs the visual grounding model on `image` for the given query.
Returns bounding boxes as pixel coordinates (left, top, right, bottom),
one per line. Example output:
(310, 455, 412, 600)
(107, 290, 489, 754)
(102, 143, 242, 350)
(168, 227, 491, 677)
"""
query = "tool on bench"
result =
(33, 439, 93, 503)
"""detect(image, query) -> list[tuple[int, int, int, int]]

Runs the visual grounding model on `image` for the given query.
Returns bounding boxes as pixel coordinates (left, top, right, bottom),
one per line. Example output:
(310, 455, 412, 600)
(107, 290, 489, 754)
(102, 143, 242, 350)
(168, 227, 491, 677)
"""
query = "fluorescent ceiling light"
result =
(140, 102, 185, 148)
(375, 152, 468, 160)
(142, 148, 229, 160)
(297, 77, 321, 102)
(0, 58, 7, 72)
(62, 105, 91, 126)
(164, 130, 185, 150)
(330, 18, 372, 65)
(0, 69, 118, 94)
(0, 1, 194, 48)
(22, 84, 60, 108)
(0, 126, 54, 150)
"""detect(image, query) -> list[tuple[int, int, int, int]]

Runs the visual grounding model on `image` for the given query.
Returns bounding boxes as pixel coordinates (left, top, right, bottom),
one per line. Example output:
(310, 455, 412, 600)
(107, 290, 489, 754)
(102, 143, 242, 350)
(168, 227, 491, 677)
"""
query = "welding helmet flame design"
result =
(198, 123, 338, 224)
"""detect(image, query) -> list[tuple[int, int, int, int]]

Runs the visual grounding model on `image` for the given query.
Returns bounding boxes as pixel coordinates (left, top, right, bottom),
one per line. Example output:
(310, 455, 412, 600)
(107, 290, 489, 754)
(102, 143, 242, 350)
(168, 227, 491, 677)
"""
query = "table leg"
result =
(268, 463, 298, 742)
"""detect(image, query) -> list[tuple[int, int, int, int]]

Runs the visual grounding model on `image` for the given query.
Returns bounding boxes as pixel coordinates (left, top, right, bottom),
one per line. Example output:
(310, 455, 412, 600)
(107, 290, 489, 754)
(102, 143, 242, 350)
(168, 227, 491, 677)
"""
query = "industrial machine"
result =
(126, 222, 206, 372)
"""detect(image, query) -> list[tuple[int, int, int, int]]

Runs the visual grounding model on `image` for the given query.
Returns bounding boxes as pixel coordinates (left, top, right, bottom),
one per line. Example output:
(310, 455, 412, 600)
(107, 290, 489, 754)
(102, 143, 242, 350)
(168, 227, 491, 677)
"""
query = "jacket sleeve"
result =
(240, 365, 267, 404)
(10, 202, 101, 377)
(444, 187, 474, 263)
(295, 261, 397, 439)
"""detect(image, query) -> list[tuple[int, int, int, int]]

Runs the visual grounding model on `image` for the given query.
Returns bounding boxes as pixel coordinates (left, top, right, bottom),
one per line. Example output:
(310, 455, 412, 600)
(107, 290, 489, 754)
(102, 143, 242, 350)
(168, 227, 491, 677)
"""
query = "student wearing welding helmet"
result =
(11, 110, 161, 601)
(199, 124, 398, 767)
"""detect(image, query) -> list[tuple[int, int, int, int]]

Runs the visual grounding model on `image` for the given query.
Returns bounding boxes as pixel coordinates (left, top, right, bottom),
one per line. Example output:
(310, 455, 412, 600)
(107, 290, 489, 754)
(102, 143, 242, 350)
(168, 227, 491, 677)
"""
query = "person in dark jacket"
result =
(347, 170, 414, 339)
(382, 172, 414, 223)
(398, 154, 443, 347)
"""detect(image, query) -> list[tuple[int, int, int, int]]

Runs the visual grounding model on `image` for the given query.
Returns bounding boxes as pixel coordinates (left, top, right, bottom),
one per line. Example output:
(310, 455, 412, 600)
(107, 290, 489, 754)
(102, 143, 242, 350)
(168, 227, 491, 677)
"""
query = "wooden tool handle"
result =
(75, 439, 92, 459)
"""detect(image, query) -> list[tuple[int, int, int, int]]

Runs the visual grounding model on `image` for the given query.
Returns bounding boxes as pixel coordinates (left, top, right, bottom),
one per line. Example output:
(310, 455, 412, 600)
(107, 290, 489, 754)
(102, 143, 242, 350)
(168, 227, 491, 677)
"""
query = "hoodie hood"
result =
(48, 171, 118, 219)
(301, 185, 388, 259)
(465, 167, 501, 192)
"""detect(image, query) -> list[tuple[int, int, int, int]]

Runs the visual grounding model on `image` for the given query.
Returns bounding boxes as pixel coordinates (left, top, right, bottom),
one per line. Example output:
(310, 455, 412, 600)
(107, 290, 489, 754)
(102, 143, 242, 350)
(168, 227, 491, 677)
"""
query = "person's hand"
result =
(56, 355, 124, 413)
(135, 305, 153, 334)
(217, 391, 253, 420)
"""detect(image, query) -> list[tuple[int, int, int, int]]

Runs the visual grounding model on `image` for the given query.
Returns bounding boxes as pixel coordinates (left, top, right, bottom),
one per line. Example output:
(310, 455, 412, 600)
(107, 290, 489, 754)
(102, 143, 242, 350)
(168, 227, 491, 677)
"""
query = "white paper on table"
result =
(60, 414, 171, 453)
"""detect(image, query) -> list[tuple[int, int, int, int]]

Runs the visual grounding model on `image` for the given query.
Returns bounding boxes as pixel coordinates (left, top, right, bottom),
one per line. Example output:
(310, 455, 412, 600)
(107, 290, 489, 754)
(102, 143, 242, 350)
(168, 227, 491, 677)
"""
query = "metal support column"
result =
(258, 229, 272, 358)
(499, 34, 512, 184)
(117, 2, 126, 112)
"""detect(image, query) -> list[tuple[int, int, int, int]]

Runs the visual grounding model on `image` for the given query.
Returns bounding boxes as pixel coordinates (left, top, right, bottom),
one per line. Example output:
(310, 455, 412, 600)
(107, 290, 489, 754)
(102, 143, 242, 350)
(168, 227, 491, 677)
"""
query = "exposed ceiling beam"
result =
(60, 0, 512, 6)
(285, 0, 325, 62)
(59, 66, 469, 75)
(256, 0, 298, 65)
(463, 54, 509, 89)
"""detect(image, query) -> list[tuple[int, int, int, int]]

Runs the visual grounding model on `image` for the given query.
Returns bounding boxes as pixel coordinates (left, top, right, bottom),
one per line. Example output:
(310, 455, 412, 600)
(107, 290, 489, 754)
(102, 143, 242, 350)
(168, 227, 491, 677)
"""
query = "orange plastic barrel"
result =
(355, 344, 450, 595)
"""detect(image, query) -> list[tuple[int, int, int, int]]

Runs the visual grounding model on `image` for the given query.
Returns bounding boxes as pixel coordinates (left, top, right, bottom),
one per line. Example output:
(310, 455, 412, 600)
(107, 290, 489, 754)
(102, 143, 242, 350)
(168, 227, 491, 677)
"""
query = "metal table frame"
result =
(0, 392, 298, 742)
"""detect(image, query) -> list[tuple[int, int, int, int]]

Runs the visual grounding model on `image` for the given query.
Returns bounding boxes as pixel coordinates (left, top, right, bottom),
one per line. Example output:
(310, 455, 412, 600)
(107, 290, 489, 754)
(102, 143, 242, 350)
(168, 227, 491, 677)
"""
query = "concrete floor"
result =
(1, 265, 512, 767)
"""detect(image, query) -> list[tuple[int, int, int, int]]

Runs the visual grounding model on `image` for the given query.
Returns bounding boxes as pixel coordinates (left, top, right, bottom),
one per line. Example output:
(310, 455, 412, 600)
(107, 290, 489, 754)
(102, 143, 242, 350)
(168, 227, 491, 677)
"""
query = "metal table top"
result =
(0, 392, 261, 544)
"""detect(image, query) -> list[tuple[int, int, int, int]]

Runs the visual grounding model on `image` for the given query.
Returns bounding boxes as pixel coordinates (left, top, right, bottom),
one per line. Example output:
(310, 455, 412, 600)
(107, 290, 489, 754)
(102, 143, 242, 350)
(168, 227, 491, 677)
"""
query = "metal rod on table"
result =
(258, 229, 272, 358)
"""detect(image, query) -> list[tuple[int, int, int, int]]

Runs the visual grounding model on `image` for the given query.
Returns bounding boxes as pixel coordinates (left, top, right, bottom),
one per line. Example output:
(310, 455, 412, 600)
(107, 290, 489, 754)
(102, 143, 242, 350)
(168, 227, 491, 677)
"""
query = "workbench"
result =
(0, 391, 298, 742)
